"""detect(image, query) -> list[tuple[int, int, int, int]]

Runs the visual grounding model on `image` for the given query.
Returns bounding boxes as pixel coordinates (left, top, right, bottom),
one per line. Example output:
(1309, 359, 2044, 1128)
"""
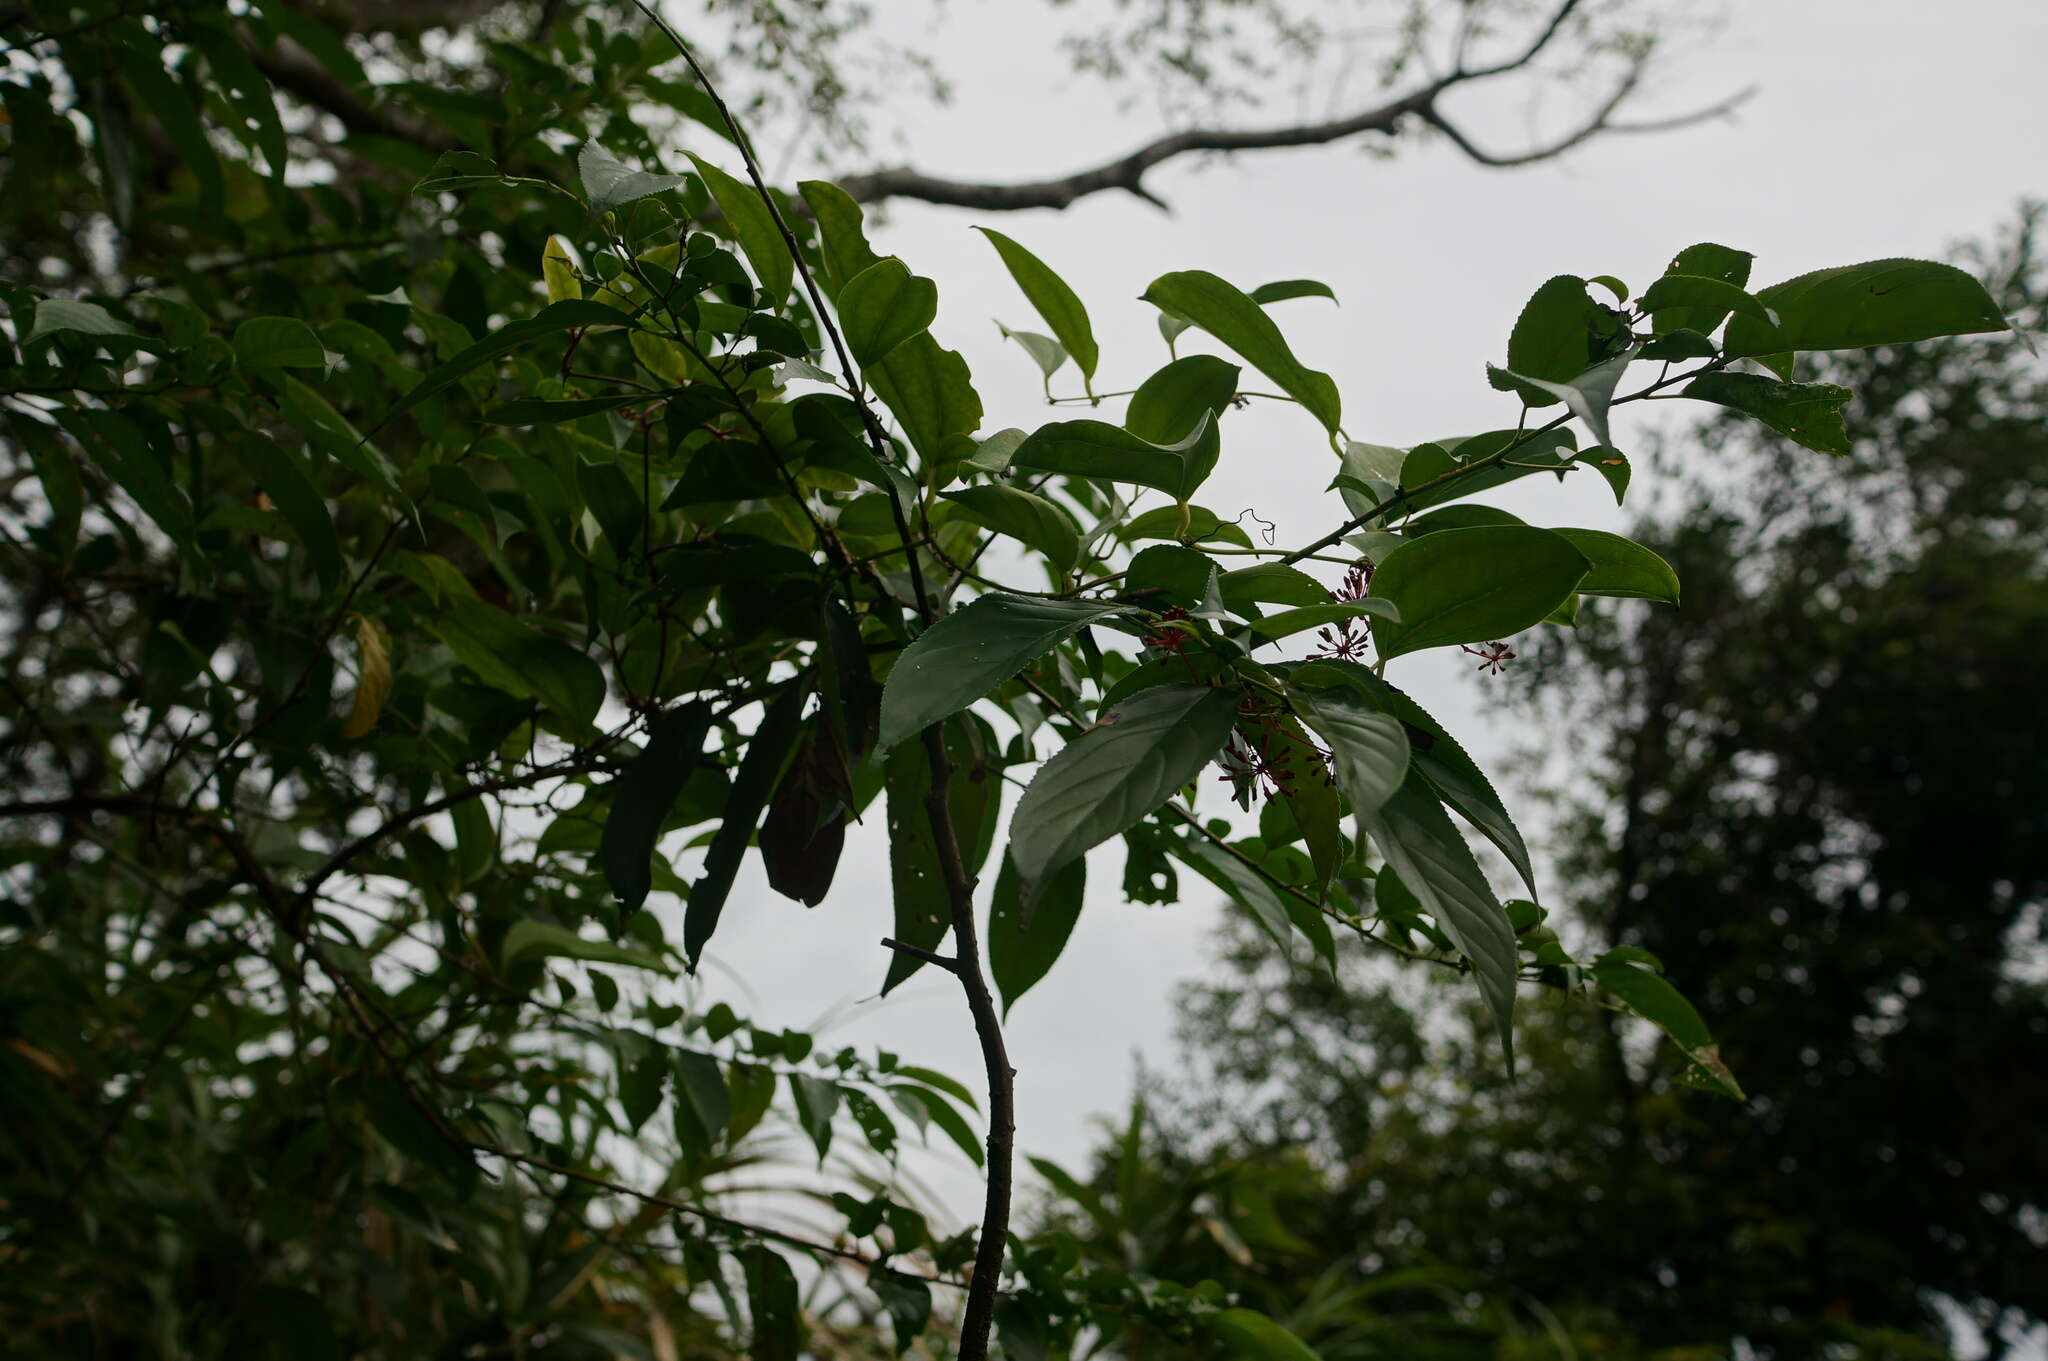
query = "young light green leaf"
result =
(939, 484, 1082, 571)
(600, 703, 715, 916)
(1551, 528, 1681, 603)
(877, 595, 1134, 750)
(577, 143, 689, 214)
(1009, 684, 1239, 894)
(988, 852, 1087, 1015)
(1369, 526, 1590, 659)
(1361, 775, 1519, 1068)
(1139, 271, 1341, 436)
(1724, 257, 2009, 356)
(685, 153, 793, 301)
(977, 227, 1099, 379)
(839, 258, 938, 367)
(1682, 372, 1854, 455)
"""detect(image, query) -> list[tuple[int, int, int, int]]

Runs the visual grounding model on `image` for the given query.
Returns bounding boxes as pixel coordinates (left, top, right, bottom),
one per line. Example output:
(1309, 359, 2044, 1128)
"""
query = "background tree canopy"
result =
(0, 2, 2030, 1359)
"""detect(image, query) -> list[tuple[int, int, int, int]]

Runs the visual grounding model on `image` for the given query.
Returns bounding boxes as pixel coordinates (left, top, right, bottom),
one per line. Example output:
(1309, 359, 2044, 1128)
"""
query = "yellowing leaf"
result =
(542, 235, 580, 304)
(340, 613, 392, 740)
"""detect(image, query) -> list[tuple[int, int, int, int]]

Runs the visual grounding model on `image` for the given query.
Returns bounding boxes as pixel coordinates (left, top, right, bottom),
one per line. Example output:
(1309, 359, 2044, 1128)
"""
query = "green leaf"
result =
(997, 323, 1067, 379)
(1682, 372, 1854, 455)
(673, 1049, 732, 1147)
(839, 258, 938, 367)
(1504, 274, 1600, 400)
(429, 598, 609, 735)
(234, 316, 325, 370)
(500, 921, 660, 972)
(1009, 684, 1238, 894)
(1124, 353, 1238, 497)
(416, 148, 515, 194)
(1139, 271, 1341, 436)
(686, 153, 794, 302)
(1580, 446, 1632, 504)
(1368, 526, 1590, 659)
(577, 143, 689, 214)
(1724, 257, 2010, 357)
(799, 179, 883, 295)
(1551, 528, 1681, 603)
(372, 300, 628, 433)
(741, 1245, 806, 1361)
(897, 1086, 983, 1167)
(279, 376, 412, 514)
(1248, 279, 1338, 306)
(977, 227, 1099, 379)
(63, 411, 189, 544)
(1649, 242, 1754, 335)
(1638, 273, 1775, 332)
(27, 298, 139, 346)
(600, 703, 715, 916)
(1177, 835, 1334, 973)
(1219, 562, 1329, 610)
(989, 852, 1087, 1015)
(1236, 599, 1398, 645)
(882, 718, 998, 993)
(1593, 953, 1744, 1100)
(1361, 775, 1519, 1067)
(1292, 692, 1409, 823)
(1205, 1307, 1323, 1361)
(1009, 415, 1220, 500)
(870, 1266, 933, 1356)
(1116, 505, 1254, 549)
(1289, 659, 1538, 897)
(1486, 351, 1634, 448)
(939, 484, 1082, 572)
(686, 681, 807, 966)
(484, 392, 649, 425)
(869, 332, 983, 467)
(226, 435, 342, 594)
(877, 594, 1132, 750)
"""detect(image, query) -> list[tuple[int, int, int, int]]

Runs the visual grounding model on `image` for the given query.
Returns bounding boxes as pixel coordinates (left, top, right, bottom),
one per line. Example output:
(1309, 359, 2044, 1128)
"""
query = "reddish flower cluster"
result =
(1310, 561, 1376, 663)
(1461, 640, 1517, 674)
(1218, 697, 1336, 807)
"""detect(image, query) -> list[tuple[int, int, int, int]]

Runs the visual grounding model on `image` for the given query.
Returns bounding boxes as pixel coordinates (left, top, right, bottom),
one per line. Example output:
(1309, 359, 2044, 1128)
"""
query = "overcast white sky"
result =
(652, 0, 2048, 1294)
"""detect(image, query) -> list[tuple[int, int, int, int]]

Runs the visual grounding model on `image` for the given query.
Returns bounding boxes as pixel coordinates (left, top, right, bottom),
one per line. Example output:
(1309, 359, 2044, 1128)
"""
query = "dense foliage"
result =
(0, 2, 2018, 1358)
(1050, 215, 2048, 1360)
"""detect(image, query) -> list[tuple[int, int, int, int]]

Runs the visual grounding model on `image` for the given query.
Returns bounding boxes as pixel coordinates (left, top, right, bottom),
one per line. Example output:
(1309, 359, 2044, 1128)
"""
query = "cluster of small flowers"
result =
(1310, 561, 1375, 663)
(1218, 696, 1336, 807)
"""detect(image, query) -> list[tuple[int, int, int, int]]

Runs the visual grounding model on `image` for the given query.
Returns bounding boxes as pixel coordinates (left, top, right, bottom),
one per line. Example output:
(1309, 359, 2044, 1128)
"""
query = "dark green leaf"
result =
(839, 258, 938, 367)
(1361, 775, 1519, 1068)
(226, 435, 342, 594)
(500, 921, 660, 971)
(989, 852, 1086, 1015)
(870, 1267, 933, 1356)
(1139, 271, 1341, 436)
(686, 681, 807, 965)
(1364, 526, 1589, 659)
(977, 227, 1100, 379)
(1593, 954, 1744, 1100)
(799, 179, 883, 295)
(601, 703, 715, 916)
(234, 316, 324, 370)
(1638, 273, 1775, 332)
(372, 300, 629, 433)
(1551, 529, 1681, 603)
(1009, 415, 1219, 500)
(26, 298, 138, 347)
(1682, 372, 1854, 455)
(686, 153, 794, 301)
(1205, 1307, 1323, 1361)
(741, 1245, 806, 1361)
(876, 594, 1134, 751)
(1248, 279, 1338, 306)
(1724, 257, 2009, 356)
(939, 484, 1082, 571)
(429, 597, 608, 735)
(1009, 684, 1238, 894)
(869, 332, 983, 467)
(1504, 274, 1600, 400)
(1292, 692, 1409, 823)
